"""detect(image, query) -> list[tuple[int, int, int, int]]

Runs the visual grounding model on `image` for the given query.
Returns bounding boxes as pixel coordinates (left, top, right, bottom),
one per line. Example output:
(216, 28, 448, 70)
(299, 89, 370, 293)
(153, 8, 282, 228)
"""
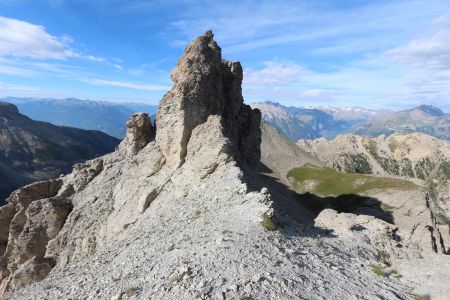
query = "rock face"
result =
(0, 179, 71, 293)
(0, 32, 447, 299)
(156, 30, 260, 168)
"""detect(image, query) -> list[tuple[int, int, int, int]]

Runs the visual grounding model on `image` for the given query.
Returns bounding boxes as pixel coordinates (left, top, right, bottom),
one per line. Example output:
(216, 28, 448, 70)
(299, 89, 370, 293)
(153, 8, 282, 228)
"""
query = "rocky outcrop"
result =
(0, 180, 71, 294)
(118, 112, 154, 157)
(315, 209, 422, 261)
(156, 30, 260, 168)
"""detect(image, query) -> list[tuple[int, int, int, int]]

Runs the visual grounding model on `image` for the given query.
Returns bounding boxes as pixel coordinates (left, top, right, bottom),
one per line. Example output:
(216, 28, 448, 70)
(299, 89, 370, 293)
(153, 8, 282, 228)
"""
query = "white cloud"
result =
(242, 58, 408, 107)
(168, 0, 448, 57)
(0, 16, 109, 64)
(0, 16, 74, 59)
(83, 78, 170, 91)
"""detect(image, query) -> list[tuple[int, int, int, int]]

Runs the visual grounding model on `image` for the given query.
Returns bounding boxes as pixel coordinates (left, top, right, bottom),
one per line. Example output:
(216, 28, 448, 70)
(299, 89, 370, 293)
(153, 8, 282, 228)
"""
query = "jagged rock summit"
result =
(0, 32, 443, 299)
(156, 30, 260, 168)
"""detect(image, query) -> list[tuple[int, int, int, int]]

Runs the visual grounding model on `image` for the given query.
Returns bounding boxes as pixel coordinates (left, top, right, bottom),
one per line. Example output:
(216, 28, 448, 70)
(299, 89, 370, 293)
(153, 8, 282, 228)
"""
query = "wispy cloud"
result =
(0, 63, 36, 76)
(387, 24, 450, 70)
(243, 61, 337, 103)
(244, 61, 308, 86)
(385, 13, 450, 109)
(0, 81, 40, 91)
(168, 1, 447, 56)
(82, 78, 170, 91)
(243, 57, 407, 108)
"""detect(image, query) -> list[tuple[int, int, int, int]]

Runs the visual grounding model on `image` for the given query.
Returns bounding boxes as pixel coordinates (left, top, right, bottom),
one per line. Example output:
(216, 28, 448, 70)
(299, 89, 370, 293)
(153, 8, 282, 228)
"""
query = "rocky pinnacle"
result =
(156, 30, 261, 168)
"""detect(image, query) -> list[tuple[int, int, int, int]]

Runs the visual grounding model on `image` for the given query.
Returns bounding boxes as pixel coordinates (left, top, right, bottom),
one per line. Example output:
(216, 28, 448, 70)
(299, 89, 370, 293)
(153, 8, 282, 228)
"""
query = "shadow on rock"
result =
(294, 192, 394, 224)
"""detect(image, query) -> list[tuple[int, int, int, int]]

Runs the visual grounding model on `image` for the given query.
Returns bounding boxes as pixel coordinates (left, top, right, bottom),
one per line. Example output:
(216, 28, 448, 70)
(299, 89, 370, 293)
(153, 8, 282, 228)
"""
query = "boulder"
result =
(315, 209, 421, 261)
(119, 112, 153, 156)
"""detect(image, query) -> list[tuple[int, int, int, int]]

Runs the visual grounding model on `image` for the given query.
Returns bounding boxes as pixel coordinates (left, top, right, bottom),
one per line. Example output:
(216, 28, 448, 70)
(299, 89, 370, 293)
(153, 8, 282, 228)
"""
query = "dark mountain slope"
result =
(2, 97, 158, 139)
(0, 101, 120, 203)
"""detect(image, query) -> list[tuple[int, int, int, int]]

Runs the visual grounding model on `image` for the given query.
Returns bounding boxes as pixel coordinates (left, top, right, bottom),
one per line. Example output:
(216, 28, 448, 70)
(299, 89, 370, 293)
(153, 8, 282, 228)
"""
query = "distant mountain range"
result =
(353, 105, 450, 141)
(251, 101, 450, 141)
(0, 101, 120, 203)
(3, 98, 448, 142)
(1, 97, 159, 139)
(307, 105, 386, 122)
(250, 101, 359, 140)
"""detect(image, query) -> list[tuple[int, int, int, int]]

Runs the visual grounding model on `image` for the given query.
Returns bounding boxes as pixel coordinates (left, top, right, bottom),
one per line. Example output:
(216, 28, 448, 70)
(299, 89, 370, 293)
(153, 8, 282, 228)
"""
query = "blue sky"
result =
(0, 0, 450, 111)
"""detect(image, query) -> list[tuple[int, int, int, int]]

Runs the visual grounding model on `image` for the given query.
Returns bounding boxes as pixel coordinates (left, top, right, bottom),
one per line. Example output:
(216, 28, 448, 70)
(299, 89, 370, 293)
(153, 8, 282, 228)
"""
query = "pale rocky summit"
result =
(0, 32, 448, 300)
(156, 30, 260, 168)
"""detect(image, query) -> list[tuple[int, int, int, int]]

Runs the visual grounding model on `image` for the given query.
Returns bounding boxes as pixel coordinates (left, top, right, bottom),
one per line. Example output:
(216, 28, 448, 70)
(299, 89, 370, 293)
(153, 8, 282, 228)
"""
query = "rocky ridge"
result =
(297, 133, 450, 224)
(297, 133, 450, 178)
(0, 32, 448, 299)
